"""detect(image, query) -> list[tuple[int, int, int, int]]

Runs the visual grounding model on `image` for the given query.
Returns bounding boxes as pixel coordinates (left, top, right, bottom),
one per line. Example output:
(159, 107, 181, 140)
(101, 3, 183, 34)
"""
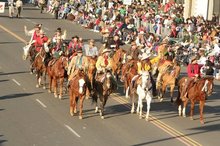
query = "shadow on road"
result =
(0, 135, 7, 145)
(0, 79, 9, 83)
(0, 71, 30, 76)
(0, 92, 43, 100)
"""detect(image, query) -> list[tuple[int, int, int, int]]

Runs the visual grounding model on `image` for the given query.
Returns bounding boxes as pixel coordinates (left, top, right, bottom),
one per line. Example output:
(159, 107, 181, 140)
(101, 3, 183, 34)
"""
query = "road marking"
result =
(111, 93, 202, 146)
(64, 124, 81, 138)
(36, 99, 47, 108)
(12, 79, 21, 86)
(0, 25, 27, 44)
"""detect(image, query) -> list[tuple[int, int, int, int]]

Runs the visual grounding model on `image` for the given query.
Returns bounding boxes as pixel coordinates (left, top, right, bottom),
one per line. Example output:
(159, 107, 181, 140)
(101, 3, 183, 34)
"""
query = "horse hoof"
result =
(70, 112, 74, 116)
(36, 84, 39, 88)
(200, 120, 205, 125)
(139, 116, 142, 119)
(171, 98, 174, 103)
(30, 72, 33, 75)
(43, 86, 46, 90)
(79, 116, 83, 120)
(183, 115, 186, 118)
(145, 118, 149, 121)
(101, 116, 105, 119)
(160, 98, 163, 102)
(54, 94, 58, 98)
(59, 95, 62, 100)
(190, 117, 194, 120)
(131, 110, 134, 114)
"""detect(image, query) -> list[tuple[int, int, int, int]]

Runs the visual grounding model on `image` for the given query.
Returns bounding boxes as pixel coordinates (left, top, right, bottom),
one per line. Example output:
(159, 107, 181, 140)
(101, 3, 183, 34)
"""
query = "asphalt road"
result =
(0, 6, 220, 146)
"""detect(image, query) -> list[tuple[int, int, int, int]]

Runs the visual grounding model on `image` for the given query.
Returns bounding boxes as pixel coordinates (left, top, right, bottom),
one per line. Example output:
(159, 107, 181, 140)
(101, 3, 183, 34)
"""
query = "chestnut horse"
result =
(157, 62, 181, 102)
(92, 70, 117, 119)
(111, 48, 126, 81)
(47, 55, 68, 99)
(176, 77, 214, 124)
(85, 56, 97, 98)
(32, 49, 47, 89)
(69, 70, 87, 119)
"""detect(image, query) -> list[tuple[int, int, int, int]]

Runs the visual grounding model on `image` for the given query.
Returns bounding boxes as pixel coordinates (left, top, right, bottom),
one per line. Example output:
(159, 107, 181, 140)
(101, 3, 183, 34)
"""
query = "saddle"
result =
(48, 58, 57, 67)
(95, 72, 106, 83)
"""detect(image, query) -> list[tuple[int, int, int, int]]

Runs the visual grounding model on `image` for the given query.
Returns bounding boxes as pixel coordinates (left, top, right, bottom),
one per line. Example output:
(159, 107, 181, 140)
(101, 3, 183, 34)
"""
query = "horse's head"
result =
(139, 71, 151, 91)
(78, 70, 86, 94)
(202, 77, 214, 96)
(103, 70, 113, 90)
(61, 56, 68, 70)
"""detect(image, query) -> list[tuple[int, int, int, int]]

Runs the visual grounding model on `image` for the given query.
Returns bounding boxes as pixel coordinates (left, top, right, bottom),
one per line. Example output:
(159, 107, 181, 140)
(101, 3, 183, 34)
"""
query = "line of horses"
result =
(22, 44, 214, 124)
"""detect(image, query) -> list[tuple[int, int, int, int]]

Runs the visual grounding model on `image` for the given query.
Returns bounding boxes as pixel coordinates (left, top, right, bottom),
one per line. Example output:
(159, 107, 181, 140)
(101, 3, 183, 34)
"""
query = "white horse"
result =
(136, 71, 153, 121)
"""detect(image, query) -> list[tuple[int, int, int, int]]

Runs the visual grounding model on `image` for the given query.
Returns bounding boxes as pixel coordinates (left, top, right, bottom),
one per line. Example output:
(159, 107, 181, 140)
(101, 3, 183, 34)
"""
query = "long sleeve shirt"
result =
(187, 63, 200, 77)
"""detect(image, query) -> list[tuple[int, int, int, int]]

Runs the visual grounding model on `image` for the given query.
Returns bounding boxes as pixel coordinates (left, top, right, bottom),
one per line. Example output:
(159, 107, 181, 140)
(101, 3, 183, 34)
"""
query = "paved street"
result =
(0, 7, 220, 146)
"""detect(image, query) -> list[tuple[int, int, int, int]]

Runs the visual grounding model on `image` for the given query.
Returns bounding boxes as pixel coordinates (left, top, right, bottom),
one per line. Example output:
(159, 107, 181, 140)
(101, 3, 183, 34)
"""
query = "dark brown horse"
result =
(157, 62, 181, 102)
(69, 70, 87, 119)
(47, 55, 68, 99)
(176, 77, 214, 124)
(111, 48, 126, 80)
(32, 49, 47, 89)
(92, 70, 117, 119)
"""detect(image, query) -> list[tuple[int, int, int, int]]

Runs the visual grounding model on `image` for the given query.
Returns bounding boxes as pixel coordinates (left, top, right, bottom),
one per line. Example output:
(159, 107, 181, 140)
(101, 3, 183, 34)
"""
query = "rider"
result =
(181, 56, 200, 101)
(34, 30, 48, 53)
(83, 39, 99, 58)
(67, 47, 88, 85)
(52, 27, 67, 43)
(95, 48, 117, 90)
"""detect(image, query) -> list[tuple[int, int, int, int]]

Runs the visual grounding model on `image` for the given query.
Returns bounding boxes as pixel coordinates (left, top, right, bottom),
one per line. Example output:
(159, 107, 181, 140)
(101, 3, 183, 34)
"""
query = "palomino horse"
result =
(32, 49, 47, 89)
(69, 70, 87, 119)
(47, 55, 68, 99)
(92, 70, 117, 119)
(136, 71, 153, 121)
(176, 77, 214, 124)
(111, 48, 126, 80)
(157, 62, 181, 102)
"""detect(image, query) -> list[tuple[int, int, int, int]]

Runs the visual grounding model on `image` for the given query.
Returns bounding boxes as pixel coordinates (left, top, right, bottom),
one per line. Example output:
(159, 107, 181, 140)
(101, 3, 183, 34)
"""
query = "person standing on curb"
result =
(39, 0, 46, 13)
(8, 0, 14, 18)
(54, 0, 60, 19)
(15, 0, 23, 18)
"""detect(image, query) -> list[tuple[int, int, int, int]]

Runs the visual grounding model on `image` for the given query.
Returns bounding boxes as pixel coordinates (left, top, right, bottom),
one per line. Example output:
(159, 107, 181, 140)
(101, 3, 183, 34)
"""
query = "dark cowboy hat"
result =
(56, 27, 62, 32)
(72, 35, 79, 39)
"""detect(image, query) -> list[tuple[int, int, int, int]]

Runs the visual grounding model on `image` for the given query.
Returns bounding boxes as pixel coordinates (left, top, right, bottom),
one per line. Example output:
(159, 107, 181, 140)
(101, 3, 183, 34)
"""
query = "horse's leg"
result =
(199, 100, 205, 124)
(190, 100, 195, 120)
(131, 93, 135, 114)
(43, 71, 46, 89)
(182, 99, 188, 117)
(170, 84, 175, 103)
(79, 96, 85, 120)
(159, 83, 166, 102)
(145, 95, 152, 121)
(69, 92, 74, 116)
(138, 97, 143, 119)
(54, 78, 58, 98)
(48, 76, 52, 93)
(100, 95, 108, 119)
(59, 78, 64, 99)
(36, 71, 40, 88)
(99, 97, 104, 119)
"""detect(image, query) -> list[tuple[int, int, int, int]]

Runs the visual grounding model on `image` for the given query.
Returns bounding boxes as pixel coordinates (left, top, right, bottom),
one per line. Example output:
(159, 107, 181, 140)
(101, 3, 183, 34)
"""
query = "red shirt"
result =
(35, 36, 48, 52)
(187, 63, 200, 77)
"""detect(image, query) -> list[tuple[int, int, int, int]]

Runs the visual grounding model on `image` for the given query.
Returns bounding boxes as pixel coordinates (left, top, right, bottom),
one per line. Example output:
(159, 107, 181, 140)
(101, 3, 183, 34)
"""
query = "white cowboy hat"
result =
(127, 24, 134, 29)
(141, 53, 151, 60)
(102, 49, 111, 54)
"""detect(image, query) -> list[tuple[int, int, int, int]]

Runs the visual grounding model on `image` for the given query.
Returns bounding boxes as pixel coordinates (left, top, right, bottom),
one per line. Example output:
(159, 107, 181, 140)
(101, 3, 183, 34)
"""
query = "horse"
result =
(47, 55, 68, 99)
(111, 48, 126, 81)
(32, 48, 47, 89)
(157, 61, 181, 102)
(69, 69, 87, 119)
(136, 71, 153, 121)
(85, 56, 97, 98)
(176, 76, 214, 124)
(92, 70, 117, 119)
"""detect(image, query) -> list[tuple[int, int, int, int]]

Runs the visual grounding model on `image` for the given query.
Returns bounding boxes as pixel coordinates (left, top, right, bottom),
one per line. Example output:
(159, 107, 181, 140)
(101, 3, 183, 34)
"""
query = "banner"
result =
(0, 2, 5, 13)
(123, 0, 132, 5)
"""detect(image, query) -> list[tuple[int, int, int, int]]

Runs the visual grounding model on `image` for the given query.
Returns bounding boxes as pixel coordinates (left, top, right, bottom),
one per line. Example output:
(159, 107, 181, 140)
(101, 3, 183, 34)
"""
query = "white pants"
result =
(8, 6, 14, 17)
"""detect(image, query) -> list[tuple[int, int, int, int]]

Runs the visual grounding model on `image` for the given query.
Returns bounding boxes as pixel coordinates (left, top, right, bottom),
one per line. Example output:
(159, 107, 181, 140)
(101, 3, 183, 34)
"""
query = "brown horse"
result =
(47, 55, 68, 99)
(111, 48, 126, 80)
(32, 49, 47, 89)
(92, 70, 117, 119)
(23, 44, 37, 74)
(157, 62, 181, 102)
(176, 77, 214, 124)
(69, 70, 87, 119)
(85, 56, 97, 98)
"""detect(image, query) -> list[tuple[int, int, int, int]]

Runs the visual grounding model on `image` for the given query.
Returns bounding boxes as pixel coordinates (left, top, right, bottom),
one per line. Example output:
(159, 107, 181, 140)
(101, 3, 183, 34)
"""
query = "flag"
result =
(0, 2, 5, 13)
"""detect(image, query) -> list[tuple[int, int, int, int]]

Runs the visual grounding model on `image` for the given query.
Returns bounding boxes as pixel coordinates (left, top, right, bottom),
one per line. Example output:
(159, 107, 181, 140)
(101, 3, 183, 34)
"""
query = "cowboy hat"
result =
(127, 24, 134, 29)
(139, 31, 145, 35)
(190, 56, 198, 62)
(141, 53, 151, 60)
(102, 49, 111, 54)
